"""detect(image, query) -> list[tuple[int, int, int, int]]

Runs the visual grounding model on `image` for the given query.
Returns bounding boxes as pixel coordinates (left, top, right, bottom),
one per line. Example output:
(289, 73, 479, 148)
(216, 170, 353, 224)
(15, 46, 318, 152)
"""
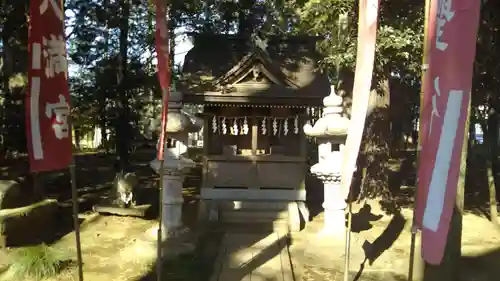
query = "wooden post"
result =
(408, 0, 431, 279)
(251, 115, 258, 156)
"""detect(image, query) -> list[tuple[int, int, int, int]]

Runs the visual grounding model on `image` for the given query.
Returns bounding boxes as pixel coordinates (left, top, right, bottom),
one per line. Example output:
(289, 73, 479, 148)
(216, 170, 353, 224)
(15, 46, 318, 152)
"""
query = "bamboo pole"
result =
(408, 0, 431, 279)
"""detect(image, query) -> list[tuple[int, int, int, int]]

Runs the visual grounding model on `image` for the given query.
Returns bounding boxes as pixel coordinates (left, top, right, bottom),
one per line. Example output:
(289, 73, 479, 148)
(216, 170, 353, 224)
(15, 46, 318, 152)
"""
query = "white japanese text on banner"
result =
(26, 0, 72, 172)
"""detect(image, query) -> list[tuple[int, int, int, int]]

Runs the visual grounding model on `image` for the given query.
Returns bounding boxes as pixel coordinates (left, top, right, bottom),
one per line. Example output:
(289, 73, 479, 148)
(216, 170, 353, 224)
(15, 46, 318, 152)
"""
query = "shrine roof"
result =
(179, 34, 331, 106)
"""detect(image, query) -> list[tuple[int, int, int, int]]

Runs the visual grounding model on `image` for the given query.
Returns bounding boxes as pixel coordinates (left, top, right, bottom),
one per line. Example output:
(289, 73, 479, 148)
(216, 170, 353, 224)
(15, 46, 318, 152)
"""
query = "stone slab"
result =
(210, 231, 295, 281)
(93, 204, 151, 217)
(201, 188, 306, 201)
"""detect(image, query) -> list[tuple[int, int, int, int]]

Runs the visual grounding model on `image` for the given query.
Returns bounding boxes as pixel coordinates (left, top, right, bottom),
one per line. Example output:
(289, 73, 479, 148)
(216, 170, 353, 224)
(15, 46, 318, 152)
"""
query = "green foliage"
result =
(295, 0, 356, 69)
(65, 0, 160, 156)
(0, 0, 494, 200)
(5, 244, 71, 280)
(295, 0, 424, 82)
(0, 0, 29, 156)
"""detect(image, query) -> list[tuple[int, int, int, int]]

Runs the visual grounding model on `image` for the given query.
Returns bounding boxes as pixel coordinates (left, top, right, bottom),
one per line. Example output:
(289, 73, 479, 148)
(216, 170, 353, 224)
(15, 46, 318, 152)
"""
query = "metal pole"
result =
(408, 0, 431, 280)
(156, 88, 168, 281)
(69, 160, 84, 281)
(343, 189, 353, 281)
(154, 0, 171, 278)
(156, 159, 165, 281)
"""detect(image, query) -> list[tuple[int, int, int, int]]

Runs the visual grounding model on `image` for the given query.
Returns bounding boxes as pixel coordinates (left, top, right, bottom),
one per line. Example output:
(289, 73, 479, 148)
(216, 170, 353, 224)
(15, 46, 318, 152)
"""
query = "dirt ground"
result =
(0, 204, 206, 281)
(2, 149, 500, 281)
(0, 214, 159, 281)
(291, 201, 500, 281)
(0, 148, 211, 281)
(2, 200, 500, 281)
(51, 215, 159, 281)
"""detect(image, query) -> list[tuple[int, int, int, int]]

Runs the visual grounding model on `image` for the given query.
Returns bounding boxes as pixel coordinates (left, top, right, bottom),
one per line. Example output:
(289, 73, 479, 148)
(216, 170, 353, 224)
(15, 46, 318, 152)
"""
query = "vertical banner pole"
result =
(340, 0, 380, 280)
(343, 189, 353, 281)
(156, 125, 166, 281)
(408, 0, 431, 280)
(156, 88, 168, 281)
(70, 160, 84, 281)
(153, 0, 171, 279)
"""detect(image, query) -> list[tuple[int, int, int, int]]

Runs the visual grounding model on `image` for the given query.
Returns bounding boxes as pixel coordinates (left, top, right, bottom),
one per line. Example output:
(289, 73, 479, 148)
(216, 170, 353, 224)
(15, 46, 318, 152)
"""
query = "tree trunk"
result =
(477, 116, 500, 227)
(362, 79, 392, 207)
(169, 5, 175, 74)
(468, 113, 476, 146)
(487, 160, 499, 227)
(116, 0, 131, 171)
(0, 32, 11, 155)
(486, 104, 500, 224)
(100, 0, 110, 152)
(74, 128, 81, 150)
(487, 105, 500, 200)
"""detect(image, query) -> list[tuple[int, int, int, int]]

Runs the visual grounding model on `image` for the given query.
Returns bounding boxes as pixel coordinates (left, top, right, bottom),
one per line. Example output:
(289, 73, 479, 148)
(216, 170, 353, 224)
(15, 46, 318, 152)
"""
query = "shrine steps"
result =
(221, 208, 290, 232)
(200, 200, 308, 233)
(209, 231, 296, 281)
(207, 204, 298, 281)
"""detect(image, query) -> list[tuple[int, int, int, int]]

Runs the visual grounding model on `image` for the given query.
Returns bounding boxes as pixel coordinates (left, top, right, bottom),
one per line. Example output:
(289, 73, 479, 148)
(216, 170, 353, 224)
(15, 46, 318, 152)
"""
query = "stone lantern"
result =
(149, 89, 203, 239)
(303, 86, 350, 236)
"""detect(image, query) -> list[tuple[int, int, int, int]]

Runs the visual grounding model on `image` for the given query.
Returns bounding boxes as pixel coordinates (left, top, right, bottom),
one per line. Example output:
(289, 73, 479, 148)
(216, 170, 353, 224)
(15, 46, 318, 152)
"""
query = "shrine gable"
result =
(179, 34, 330, 106)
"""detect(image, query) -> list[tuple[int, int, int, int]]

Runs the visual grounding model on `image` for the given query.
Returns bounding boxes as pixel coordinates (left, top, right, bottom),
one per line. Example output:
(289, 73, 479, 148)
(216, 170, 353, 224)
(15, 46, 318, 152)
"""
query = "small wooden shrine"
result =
(179, 34, 330, 217)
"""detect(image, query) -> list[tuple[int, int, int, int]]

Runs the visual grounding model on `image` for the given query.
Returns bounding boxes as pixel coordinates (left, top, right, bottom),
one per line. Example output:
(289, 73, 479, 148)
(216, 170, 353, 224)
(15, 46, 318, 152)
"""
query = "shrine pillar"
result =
(303, 86, 350, 236)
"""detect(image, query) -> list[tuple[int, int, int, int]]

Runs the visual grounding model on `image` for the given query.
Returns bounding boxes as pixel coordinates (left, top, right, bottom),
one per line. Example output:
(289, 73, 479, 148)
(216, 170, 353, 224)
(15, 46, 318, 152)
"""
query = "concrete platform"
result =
(210, 231, 296, 281)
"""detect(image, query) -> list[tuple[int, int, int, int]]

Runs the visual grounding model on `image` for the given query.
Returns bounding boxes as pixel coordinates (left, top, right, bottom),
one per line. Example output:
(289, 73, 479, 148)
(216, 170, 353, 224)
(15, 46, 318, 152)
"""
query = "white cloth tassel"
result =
(283, 118, 289, 136)
(221, 117, 227, 135)
(212, 116, 218, 134)
(243, 117, 249, 135)
(273, 118, 278, 136)
(261, 117, 267, 135)
(294, 116, 299, 134)
(232, 118, 239, 135)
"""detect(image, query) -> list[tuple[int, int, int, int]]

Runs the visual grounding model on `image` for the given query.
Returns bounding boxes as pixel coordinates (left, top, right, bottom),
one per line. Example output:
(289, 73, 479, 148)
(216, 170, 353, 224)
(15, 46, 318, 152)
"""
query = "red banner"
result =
(155, 0, 171, 160)
(416, 0, 481, 265)
(26, 0, 72, 172)
(340, 0, 380, 196)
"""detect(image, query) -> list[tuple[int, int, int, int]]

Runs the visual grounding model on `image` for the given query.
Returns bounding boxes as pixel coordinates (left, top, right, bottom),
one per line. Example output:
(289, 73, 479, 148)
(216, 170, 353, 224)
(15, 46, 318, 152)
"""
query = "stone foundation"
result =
(0, 199, 58, 248)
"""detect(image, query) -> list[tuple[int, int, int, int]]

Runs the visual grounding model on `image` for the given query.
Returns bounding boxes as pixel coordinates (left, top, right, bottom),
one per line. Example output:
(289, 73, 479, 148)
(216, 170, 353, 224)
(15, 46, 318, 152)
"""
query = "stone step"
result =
(210, 232, 295, 281)
(221, 209, 289, 223)
(218, 200, 291, 212)
(220, 221, 290, 234)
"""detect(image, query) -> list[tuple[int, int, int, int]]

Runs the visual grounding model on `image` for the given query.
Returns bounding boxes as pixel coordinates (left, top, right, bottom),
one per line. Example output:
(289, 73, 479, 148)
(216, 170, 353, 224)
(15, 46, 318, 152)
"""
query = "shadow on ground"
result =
(459, 247, 500, 281)
(351, 204, 384, 233)
(354, 210, 406, 281)
(135, 229, 225, 281)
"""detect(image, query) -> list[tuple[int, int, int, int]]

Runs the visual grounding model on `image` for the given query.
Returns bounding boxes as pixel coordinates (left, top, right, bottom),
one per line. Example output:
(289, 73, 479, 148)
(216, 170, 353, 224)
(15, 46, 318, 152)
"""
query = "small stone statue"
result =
(114, 172, 138, 208)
